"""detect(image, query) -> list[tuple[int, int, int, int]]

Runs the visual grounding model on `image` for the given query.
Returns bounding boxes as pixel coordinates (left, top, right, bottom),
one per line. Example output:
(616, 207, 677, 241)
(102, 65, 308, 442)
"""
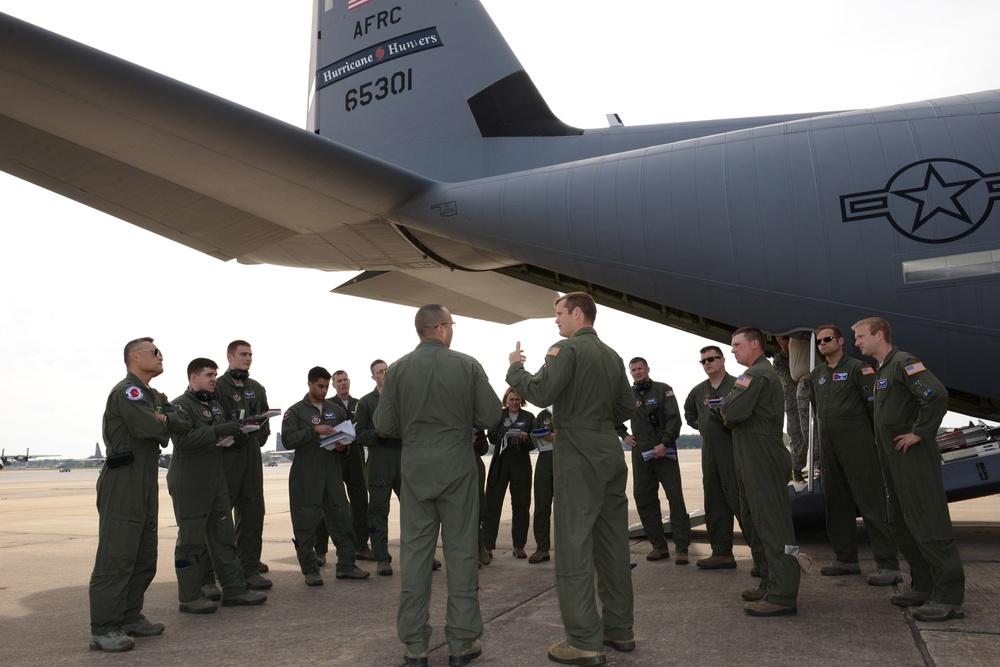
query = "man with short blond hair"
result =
(852, 317, 965, 622)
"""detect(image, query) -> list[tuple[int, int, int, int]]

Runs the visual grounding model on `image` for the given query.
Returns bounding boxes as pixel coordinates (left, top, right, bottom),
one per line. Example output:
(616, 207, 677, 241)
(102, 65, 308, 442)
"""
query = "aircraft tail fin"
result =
(309, 0, 578, 180)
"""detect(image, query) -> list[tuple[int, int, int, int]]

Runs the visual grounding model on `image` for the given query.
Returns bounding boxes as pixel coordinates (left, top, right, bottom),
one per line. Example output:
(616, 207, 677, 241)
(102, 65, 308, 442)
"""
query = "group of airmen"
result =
(87, 294, 966, 666)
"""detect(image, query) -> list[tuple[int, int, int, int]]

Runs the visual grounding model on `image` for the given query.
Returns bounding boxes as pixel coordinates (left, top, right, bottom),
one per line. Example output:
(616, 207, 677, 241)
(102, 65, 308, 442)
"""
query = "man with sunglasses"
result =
(683, 347, 744, 571)
(809, 325, 901, 586)
(90, 338, 190, 652)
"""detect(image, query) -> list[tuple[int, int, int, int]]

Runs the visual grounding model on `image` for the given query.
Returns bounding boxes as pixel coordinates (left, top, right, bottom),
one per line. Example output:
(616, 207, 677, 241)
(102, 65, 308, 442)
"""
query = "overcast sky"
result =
(1, 0, 997, 458)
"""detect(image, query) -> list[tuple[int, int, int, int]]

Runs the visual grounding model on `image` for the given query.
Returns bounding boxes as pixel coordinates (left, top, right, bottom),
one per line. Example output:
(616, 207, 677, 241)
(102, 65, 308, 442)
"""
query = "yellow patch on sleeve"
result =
(546, 346, 561, 357)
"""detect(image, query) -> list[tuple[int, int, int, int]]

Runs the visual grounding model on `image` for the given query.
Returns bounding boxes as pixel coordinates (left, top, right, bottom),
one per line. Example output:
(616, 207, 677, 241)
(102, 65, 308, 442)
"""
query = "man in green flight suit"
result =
(212, 340, 272, 591)
(853, 317, 965, 622)
(282, 366, 370, 585)
(622, 357, 690, 564)
(529, 407, 555, 564)
(809, 325, 901, 586)
(168, 358, 268, 613)
(355, 358, 401, 576)
(89, 337, 190, 652)
(683, 346, 744, 570)
(374, 304, 498, 667)
(718, 327, 800, 617)
(506, 292, 634, 666)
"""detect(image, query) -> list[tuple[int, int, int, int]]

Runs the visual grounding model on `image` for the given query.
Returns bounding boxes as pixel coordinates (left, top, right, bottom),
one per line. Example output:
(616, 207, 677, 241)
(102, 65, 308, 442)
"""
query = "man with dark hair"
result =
(355, 359, 401, 576)
(212, 340, 272, 591)
(853, 317, 965, 622)
(622, 357, 690, 564)
(282, 366, 370, 586)
(507, 292, 634, 665)
(168, 358, 268, 613)
(810, 325, 901, 585)
(719, 327, 800, 617)
(90, 338, 190, 652)
(684, 346, 744, 570)
(375, 305, 498, 667)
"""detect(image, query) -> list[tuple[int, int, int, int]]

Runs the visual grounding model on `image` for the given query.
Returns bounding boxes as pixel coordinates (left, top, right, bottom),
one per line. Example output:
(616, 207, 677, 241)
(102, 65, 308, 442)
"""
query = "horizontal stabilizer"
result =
(333, 269, 558, 325)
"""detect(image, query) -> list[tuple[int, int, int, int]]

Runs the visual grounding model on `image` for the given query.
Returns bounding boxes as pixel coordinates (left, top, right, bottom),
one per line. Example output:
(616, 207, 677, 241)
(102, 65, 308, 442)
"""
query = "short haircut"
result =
(815, 324, 843, 338)
(415, 304, 448, 338)
(187, 357, 218, 377)
(628, 357, 648, 367)
(502, 387, 527, 407)
(227, 339, 251, 357)
(555, 291, 597, 324)
(733, 326, 766, 348)
(308, 366, 332, 383)
(700, 345, 724, 357)
(370, 359, 387, 372)
(332, 370, 348, 379)
(123, 337, 154, 365)
(852, 317, 892, 344)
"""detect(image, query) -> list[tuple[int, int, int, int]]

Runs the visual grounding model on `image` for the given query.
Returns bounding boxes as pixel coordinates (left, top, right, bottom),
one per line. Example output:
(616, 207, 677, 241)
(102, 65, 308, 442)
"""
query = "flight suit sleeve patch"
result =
(735, 375, 751, 388)
(124, 386, 144, 401)
(905, 362, 926, 375)
(860, 366, 875, 375)
(283, 410, 292, 421)
(664, 390, 674, 397)
(546, 346, 561, 357)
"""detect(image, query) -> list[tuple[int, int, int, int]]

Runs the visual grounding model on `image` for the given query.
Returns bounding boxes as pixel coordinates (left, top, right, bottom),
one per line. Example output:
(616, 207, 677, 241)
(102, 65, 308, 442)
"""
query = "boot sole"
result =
(222, 597, 267, 606)
(178, 605, 217, 614)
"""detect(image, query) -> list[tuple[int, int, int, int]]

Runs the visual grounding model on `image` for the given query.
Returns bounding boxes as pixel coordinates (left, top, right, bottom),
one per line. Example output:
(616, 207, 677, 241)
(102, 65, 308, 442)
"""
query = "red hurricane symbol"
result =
(375, 47, 385, 61)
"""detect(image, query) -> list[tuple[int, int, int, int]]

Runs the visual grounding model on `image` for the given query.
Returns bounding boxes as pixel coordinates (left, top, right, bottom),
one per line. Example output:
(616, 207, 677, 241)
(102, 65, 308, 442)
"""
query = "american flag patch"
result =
(861, 366, 875, 375)
(735, 375, 751, 389)
(905, 362, 926, 375)
(664, 390, 674, 397)
(546, 346, 561, 357)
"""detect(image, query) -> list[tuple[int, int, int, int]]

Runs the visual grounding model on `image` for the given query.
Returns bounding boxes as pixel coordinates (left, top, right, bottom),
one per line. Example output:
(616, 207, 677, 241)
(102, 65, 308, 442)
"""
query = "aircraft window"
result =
(902, 250, 1000, 284)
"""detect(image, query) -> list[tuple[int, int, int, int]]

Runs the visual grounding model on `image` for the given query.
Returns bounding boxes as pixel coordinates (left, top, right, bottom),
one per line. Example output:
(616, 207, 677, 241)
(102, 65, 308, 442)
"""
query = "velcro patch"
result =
(861, 366, 875, 375)
(735, 375, 751, 389)
(905, 362, 926, 375)
(546, 346, 561, 357)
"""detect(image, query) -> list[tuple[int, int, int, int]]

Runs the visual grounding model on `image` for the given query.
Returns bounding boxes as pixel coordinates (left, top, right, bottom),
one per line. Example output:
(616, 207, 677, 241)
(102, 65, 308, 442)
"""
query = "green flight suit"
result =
(213, 371, 269, 579)
(532, 409, 555, 552)
(317, 395, 369, 556)
(356, 388, 401, 563)
(483, 408, 535, 551)
(872, 347, 964, 604)
(281, 396, 357, 575)
(810, 356, 899, 570)
(168, 390, 248, 602)
(627, 380, 690, 553)
(684, 374, 745, 558)
(719, 356, 800, 607)
(374, 339, 498, 656)
(507, 326, 634, 652)
(90, 373, 190, 635)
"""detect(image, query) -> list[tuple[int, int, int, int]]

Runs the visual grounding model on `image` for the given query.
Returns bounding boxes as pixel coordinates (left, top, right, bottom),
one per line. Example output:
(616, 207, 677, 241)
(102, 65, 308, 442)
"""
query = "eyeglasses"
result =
(699, 355, 722, 365)
(817, 336, 839, 344)
(135, 348, 162, 358)
(437, 321, 456, 328)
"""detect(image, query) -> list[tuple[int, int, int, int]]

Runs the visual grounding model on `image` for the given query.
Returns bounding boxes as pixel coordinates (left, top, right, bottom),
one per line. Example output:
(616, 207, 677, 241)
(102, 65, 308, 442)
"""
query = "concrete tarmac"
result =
(1, 451, 997, 666)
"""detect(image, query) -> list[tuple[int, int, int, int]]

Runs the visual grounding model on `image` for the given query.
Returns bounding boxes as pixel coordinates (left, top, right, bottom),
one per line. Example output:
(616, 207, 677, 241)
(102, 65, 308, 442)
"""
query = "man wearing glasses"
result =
(808, 325, 901, 586)
(683, 346, 744, 571)
(90, 338, 190, 652)
(375, 305, 499, 667)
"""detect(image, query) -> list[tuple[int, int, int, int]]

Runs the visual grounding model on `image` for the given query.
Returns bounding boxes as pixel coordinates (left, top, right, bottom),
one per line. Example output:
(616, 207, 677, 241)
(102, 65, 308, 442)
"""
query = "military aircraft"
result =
(1, 1, 998, 493)
(0, 448, 60, 471)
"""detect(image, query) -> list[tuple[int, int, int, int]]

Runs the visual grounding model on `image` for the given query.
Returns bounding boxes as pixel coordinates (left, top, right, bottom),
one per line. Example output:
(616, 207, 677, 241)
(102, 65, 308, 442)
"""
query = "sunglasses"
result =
(817, 336, 839, 344)
(699, 355, 722, 365)
(135, 347, 163, 358)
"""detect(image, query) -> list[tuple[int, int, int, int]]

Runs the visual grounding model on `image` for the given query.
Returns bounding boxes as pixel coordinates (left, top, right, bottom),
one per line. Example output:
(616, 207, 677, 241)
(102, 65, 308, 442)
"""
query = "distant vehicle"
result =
(59, 467, 71, 473)
(265, 460, 278, 468)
